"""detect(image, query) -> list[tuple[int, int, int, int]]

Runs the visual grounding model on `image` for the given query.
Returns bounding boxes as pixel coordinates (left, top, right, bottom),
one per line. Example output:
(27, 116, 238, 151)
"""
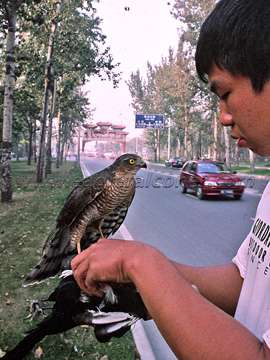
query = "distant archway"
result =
(82, 122, 128, 155)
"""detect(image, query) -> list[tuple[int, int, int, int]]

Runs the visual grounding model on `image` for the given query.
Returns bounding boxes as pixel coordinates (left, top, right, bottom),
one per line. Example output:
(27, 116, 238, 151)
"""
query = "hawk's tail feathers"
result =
(23, 227, 71, 286)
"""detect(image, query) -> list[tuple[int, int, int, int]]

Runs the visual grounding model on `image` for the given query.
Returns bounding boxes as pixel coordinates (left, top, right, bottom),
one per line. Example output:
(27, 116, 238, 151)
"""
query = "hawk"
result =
(24, 153, 147, 286)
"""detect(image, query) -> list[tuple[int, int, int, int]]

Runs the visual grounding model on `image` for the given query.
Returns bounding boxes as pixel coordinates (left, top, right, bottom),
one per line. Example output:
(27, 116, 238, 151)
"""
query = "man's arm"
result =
(126, 247, 269, 360)
(72, 239, 270, 360)
(171, 261, 243, 315)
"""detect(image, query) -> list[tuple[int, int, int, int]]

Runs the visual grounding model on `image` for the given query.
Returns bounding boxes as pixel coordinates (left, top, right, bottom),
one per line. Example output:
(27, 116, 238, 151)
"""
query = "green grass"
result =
(253, 162, 270, 167)
(232, 165, 270, 176)
(0, 161, 137, 359)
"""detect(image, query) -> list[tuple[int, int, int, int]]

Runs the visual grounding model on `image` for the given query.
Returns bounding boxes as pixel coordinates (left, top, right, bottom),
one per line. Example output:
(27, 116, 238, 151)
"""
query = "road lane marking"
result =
(185, 193, 199, 200)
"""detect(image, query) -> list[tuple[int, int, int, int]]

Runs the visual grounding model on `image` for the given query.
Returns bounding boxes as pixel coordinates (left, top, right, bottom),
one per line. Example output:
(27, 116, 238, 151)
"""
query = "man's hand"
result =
(71, 238, 152, 296)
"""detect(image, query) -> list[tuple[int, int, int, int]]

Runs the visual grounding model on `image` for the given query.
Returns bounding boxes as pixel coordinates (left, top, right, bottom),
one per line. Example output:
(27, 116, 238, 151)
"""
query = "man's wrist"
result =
(123, 243, 165, 283)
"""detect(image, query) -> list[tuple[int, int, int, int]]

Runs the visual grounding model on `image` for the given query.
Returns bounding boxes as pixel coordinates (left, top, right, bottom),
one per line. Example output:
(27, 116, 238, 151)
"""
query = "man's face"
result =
(208, 64, 270, 156)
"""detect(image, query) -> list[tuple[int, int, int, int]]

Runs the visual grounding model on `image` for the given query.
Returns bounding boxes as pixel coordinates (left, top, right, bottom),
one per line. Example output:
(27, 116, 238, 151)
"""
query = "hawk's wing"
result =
(56, 168, 112, 227)
(24, 168, 113, 285)
(61, 186, 135, 271)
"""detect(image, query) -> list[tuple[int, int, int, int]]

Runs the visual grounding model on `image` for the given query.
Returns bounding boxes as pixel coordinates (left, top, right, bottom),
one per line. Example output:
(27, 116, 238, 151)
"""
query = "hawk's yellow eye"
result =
(129, 159, 135, 165)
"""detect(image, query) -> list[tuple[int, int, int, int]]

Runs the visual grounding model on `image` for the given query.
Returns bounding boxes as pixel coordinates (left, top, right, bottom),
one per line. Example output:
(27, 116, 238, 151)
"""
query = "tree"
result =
(55, 86, 90, 167)
(36, 0, 62, 183)
(13, 86, 42, 164)
(0, 0, 44, 201)
(0, 0, 28, 202)
(33, 0, 120, 182)
(127, 45, 196, 161)
(0, 0, 121, 189)
(170, 0, 248, 165)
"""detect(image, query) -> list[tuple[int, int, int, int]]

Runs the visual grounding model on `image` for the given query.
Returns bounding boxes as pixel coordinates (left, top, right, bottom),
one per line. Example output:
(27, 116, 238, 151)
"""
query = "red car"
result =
(179, 160, 245, 200)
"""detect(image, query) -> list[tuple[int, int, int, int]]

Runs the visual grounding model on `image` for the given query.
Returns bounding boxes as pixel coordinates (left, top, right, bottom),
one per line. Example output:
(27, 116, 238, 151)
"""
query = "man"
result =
(72, 0, 270, 358)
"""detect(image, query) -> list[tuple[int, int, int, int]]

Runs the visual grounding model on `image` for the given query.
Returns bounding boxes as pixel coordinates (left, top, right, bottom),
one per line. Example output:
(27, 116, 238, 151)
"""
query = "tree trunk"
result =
(183, 106, 188, 159)
(33, 120, 37, 163)
(176, 136, 181, 157)
(60, 138, 65, 165)
(234, 145, 240, 166)
(77, 127, 81, 165)
(36, 1, 61, 183)
(167, 118, 171, 160)
(157, 129, 160, 162)
(45, 107, 53, 176)
(59, 120, 67, 166)
(223, 127, 231, 168)
(45, 79, 57, 177)
(56, 108, 61, 168)
(212, 113, 218, 161)
(249, 149, 256, 173)
(1, 8, 16, 202)
(197, 129, 202, 159)
(27, 120, 33, 165)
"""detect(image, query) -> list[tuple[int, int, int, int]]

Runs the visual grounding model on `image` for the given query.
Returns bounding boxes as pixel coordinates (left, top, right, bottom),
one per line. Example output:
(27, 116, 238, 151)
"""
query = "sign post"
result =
(135, 114, 165, 129)
(135, 114, 165, 162)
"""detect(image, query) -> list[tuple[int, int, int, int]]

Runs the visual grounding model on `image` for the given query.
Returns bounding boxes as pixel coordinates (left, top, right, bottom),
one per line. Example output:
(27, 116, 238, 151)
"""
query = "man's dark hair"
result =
(195, 0, 270, 92)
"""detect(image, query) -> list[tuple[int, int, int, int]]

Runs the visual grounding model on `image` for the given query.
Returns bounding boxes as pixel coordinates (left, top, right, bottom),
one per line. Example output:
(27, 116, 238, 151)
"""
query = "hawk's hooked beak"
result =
(139, 160, 147, 169)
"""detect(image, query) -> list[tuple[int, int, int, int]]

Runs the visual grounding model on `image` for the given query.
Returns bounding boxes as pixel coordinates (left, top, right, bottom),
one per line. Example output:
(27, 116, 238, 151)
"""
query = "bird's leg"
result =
(98, 223, 105, 238)
(76, 239, 81, 254)
(27, 299, 49, 320)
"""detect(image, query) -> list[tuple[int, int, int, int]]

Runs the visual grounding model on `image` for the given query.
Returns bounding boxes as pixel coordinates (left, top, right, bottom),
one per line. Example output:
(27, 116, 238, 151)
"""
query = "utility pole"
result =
(167, 117, 171, 160)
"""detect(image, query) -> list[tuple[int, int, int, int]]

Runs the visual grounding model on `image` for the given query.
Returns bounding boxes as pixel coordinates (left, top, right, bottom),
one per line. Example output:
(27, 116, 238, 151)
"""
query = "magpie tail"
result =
(1, 326, 47, 360)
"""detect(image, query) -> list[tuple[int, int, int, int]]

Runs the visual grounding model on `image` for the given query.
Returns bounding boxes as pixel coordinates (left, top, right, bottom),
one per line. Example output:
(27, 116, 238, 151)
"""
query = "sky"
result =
(85, 0, 180, 138)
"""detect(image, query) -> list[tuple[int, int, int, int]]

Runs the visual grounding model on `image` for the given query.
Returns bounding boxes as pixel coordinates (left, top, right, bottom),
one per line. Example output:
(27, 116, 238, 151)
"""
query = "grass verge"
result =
(0, 161, 137, 360)
(232, 166, 270, 176)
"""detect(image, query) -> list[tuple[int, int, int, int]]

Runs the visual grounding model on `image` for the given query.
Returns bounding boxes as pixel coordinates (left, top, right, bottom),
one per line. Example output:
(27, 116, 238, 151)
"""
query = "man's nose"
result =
(219, 103, 233, 126)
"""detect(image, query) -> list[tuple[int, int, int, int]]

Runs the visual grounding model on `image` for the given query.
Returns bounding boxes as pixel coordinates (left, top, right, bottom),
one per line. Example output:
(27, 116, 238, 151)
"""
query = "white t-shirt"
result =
(233, 181, 270, 347)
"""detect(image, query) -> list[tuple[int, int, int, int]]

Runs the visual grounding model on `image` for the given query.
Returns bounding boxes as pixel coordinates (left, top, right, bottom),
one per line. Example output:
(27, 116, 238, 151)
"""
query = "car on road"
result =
(165, 157, 185, 168)
(179, 160, 245, 200)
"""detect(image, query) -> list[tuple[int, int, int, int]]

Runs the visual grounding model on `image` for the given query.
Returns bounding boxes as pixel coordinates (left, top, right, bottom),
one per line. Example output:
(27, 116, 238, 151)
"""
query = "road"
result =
(82, 156, 268, 359)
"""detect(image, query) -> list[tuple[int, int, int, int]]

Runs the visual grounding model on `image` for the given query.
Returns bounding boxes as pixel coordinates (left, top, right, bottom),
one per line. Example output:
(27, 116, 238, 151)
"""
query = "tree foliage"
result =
(0, 0, 120, 199)
(128, 0, 242, 163)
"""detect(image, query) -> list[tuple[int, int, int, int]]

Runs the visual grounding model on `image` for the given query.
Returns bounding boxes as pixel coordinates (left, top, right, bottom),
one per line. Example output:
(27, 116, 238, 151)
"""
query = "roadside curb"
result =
(80, 160, 156, 360)
(132, 321, 156, 360)
(237, 173, 270, 181)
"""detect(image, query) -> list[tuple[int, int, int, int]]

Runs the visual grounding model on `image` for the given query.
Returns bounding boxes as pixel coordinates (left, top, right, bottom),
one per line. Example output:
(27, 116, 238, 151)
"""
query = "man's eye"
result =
(220, 92, 230, 101)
